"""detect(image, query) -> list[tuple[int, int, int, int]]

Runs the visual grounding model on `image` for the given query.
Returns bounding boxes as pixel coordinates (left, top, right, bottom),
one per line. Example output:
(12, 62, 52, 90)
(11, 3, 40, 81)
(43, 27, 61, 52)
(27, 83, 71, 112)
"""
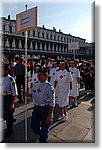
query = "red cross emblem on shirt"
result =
(34, 78, 36, 81)
(59, 75, 63, 79)
(37, 88, 41, 93)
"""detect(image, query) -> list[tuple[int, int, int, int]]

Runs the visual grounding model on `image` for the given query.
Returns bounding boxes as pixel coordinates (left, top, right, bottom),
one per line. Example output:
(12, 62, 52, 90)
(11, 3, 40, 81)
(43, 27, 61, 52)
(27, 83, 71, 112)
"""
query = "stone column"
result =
(62, 46, 64, 52)
(57, 55, 59, 59)
(35, 31, 38, 37)
(6, 38, 9, 47)
(56, 45, 58, 52)
(48, 44, 51, 51)
(59, 45, 61, 52)
(35, 42, 38, 50)
(12, 25, 15, 34)
(44, 43, 47, 51)
(5, 24, 7, 33)
(30, 30, 33, 36)
(65, 46, 68, 52)
(30, 41, 33, 49)
(44, 32, 46, 38)
(12, 39, 15, 48)
(6, 24, 9, 33)
(48, 34, 50, 39)
(19, 40, 22, 49)
(40, 43, 42, 50)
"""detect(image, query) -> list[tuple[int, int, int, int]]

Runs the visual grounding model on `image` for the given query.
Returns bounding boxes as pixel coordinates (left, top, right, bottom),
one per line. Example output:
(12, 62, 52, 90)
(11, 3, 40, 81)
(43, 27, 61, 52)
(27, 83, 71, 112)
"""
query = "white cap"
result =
(53, 61, 57, 64)
(60, 61, 65, 64)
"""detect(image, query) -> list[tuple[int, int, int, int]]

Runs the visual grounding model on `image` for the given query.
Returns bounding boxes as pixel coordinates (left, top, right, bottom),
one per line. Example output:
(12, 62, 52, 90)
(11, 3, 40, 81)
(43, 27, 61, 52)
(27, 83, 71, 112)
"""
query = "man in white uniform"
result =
(1, 63, 18, 138)
(25, 66, 55, 143)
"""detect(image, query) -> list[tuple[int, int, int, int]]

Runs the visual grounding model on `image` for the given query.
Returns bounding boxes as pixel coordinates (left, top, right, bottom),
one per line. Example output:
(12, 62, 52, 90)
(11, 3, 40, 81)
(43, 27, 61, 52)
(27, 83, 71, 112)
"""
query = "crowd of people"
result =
(0, 56, 95, 142)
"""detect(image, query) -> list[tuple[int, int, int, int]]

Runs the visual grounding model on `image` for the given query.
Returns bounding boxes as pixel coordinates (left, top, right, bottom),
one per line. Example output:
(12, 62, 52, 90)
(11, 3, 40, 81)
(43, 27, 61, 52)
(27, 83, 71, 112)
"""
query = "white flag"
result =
(16, 6, 38, 33)
(68, 42, 79, 50)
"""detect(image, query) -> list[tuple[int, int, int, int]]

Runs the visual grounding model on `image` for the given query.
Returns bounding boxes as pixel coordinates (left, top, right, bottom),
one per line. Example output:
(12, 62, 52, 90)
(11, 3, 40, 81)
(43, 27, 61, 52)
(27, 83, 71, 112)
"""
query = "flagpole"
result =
(16, 5, 37, 142)
(73, 50, 75, 60)
(25, 4, 28, 142)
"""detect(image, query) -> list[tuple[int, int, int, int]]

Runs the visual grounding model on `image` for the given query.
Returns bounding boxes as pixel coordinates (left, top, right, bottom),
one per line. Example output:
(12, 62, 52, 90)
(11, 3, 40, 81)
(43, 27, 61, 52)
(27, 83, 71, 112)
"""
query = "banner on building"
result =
(16, 6, 38, 33)
(68, 42, 79, 50)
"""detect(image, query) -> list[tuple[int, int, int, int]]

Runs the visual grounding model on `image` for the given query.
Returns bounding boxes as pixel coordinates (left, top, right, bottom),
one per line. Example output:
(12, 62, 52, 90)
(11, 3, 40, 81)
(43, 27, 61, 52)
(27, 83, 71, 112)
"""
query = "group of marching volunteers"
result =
(1, 57, 95, 142)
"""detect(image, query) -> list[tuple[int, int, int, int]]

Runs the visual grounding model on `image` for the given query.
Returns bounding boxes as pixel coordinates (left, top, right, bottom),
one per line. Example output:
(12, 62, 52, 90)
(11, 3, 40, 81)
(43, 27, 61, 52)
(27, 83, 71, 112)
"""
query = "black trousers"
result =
(84, 76, 94, 91)
(4, 95, 14, 130)
(16, 75, 25, 101)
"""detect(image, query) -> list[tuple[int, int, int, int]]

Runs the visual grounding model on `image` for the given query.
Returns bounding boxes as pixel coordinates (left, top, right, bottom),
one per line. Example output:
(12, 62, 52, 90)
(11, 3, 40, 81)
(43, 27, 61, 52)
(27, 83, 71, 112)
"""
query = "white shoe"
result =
(58, 114, 64, 121)
(74, 101, 78, 106)
(63, 113, 68, 121)
(68, 104, 72, 109)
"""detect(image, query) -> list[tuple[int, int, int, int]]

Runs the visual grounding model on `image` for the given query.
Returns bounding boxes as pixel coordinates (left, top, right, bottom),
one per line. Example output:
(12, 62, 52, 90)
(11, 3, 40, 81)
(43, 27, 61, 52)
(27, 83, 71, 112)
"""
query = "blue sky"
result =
(0, 0, 94, 43)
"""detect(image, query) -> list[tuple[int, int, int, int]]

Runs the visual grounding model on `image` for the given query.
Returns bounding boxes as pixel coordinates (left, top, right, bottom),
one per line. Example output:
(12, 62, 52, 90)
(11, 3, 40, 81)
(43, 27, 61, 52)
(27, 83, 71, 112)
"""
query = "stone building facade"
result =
(0, 16, 95, 61)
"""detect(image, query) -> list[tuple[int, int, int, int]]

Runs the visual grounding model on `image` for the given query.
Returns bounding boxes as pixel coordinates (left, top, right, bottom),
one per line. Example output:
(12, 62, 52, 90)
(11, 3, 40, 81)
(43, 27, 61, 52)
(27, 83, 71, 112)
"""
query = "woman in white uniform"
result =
(54, 60, 72, 121)
(49, 60, 59, 98)
(69, 61, 80, 106)
(31, 64, 40, 84)
(49, 60, 59, 86)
